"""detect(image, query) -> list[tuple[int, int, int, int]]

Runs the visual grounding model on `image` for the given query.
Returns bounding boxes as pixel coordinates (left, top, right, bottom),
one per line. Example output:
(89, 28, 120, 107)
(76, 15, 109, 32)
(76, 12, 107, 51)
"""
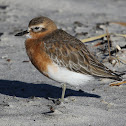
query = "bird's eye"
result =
(31, 27, 42, 32)
(34, 27, 39, 30)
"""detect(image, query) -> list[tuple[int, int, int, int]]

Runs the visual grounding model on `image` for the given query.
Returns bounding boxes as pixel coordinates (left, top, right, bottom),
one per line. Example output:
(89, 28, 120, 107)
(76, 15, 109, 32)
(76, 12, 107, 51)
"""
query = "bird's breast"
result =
(25, 39, 52, 76)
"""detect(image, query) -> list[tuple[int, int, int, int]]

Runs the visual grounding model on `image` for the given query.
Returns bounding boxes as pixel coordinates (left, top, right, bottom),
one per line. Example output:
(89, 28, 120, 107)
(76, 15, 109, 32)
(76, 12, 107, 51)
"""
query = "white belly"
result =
(47, 63, 94, 86)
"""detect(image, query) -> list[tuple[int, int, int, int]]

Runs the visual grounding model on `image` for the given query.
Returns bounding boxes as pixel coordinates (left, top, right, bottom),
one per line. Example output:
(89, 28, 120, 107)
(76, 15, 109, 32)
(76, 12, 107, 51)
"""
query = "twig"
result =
(106, 29, 111, 57)
(113, 33, 126, 38)
(81, 34, 107, 43)
(110, 81, 126, 86)
(81, 33, 126, 43)
(116, 57, 126, 64)
(110, 22, 126, 27)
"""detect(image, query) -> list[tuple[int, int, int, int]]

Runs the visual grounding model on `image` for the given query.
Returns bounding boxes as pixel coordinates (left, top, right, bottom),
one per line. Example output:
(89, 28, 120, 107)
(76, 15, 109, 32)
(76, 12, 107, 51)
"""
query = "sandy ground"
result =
(0, 0, 126, 126)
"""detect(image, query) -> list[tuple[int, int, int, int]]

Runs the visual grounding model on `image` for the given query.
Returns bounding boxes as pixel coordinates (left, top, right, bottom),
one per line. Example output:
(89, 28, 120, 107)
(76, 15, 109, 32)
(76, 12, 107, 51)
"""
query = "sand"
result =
(0, 0, 126, 125)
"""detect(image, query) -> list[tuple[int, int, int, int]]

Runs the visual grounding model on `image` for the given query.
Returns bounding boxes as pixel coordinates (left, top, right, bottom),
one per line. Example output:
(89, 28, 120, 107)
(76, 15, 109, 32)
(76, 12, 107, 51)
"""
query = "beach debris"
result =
(110, 22, 126, 27)
(116, 45, 121, 51)
(6, 59, 11, 62)
(109, 80, 126, 86)
(1, 55, 8, 59)
(0, 5, 8, 10)
(22, 60, 30, 63)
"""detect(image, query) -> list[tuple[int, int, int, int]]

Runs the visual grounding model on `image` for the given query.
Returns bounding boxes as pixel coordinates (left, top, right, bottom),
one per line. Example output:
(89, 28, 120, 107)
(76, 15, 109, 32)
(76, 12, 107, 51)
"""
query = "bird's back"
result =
(41, 29, 122, 81)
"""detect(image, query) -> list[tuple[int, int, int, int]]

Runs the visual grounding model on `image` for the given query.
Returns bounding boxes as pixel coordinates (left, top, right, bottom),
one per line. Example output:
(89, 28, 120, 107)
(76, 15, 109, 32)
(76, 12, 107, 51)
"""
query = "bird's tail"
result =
(110, 71, 126, 81)
(111, 75, 122, 81)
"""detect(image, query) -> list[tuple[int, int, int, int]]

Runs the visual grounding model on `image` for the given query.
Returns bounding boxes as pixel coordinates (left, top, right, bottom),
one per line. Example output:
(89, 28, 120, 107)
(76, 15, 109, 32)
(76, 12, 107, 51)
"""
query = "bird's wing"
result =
(43, 29, 120, 80)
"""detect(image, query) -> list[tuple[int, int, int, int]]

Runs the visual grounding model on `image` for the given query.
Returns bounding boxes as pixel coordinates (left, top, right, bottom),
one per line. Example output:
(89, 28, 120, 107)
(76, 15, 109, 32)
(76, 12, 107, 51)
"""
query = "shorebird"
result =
(15, 16, 122, 102)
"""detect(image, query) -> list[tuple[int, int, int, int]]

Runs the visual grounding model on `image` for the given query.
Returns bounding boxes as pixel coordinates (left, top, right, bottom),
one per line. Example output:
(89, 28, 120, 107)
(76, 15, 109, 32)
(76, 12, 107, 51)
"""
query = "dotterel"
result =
(15, 16, 122, 102)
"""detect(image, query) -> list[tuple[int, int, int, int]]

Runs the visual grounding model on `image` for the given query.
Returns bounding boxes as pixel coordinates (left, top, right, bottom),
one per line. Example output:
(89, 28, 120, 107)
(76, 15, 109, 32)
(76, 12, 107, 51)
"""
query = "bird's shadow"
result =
(0, 80, 100, 99)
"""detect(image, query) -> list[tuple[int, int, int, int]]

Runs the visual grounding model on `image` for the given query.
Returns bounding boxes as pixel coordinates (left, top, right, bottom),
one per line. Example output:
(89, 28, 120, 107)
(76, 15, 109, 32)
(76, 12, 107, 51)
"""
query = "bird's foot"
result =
(47, 97, 67, 105)
(46, 98, 67, 114)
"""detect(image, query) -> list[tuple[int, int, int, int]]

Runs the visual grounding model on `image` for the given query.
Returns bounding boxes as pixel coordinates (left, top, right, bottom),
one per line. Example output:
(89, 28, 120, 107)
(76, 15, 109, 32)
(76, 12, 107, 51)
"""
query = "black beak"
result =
(15, 30, 29, 36)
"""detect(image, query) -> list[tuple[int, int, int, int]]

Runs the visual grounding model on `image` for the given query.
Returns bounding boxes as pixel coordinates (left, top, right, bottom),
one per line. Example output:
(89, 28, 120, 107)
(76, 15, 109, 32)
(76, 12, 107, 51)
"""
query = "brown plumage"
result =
(41, 29, 122, 81)
(16, 16, 122, 83)
(25, 39, 52, 77)
(15, 16, 123, 102)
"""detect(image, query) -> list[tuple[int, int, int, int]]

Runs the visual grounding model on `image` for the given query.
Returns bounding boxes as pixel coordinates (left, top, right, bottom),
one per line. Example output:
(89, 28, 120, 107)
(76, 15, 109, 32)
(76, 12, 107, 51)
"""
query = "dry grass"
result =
(81, 28, 126, 86)
(109, 81, 126, 86)
(110, 22, 126, 27)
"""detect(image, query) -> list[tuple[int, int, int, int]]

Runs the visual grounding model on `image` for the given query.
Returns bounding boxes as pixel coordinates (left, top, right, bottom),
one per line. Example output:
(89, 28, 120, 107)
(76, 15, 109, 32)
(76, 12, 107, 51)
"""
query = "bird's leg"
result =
(60, 83, 66, 102)
(47, 84, 66, 113)
(48, 83, 66, 105)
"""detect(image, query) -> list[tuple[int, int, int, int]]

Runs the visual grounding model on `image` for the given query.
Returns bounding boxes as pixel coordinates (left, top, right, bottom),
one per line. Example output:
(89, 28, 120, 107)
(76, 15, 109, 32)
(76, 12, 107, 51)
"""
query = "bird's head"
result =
(15, 16, 57, 39)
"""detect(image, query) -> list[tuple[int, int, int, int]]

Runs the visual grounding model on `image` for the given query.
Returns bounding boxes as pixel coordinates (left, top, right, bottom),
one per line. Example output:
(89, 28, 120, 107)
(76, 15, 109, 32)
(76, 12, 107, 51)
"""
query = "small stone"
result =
(2, 55, 8, 59)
